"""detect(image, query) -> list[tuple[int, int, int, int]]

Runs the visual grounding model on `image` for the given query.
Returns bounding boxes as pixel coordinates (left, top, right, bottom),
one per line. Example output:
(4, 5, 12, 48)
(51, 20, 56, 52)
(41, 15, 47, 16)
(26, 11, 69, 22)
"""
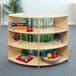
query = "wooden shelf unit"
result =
(8, 13, 68, 68)
(0, 4, 2, 27)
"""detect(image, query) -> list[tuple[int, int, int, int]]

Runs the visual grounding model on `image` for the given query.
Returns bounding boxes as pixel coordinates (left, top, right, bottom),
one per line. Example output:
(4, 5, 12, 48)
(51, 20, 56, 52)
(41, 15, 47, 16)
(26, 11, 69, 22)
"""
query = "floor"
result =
(0, 25, 76, 76)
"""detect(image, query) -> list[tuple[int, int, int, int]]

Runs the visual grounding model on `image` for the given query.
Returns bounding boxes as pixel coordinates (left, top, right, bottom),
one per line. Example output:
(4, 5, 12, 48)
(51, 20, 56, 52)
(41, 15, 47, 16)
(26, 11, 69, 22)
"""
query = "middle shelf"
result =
(8, 40, 68, 50)
(8, 27, 68, 34)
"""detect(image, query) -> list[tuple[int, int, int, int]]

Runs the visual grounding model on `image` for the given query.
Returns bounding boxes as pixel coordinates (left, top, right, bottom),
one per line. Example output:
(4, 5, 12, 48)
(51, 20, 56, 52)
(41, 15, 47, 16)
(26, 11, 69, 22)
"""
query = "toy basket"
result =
(42, 54, 60, 64)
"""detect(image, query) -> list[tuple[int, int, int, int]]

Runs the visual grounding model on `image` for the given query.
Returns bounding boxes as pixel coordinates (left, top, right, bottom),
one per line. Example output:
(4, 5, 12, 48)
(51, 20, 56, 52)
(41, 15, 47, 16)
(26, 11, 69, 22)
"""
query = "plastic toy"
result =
(47, 50, 52, 53)
(47, 53, 51, 58)
(11, 22, 33, 32)
(12, 22, 27, 31)
(51, 53, 58, 59)
(42, 52, 47, 57)
(12, 26, 27, 31)
(42, 50, 58, 59)
(52, 50, 57, 54)
(16, 54, 33, 63)
(26, 28, 33, 32)
(50, 57, 53, 59)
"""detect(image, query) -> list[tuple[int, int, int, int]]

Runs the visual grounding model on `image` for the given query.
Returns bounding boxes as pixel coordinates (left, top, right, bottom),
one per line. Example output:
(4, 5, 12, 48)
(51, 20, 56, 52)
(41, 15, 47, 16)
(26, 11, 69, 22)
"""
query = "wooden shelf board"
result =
(8, 40, 68, 50)
(8, 54, 68, 66)
(8, 13, 68, 18)
(8, 27, 68, 34)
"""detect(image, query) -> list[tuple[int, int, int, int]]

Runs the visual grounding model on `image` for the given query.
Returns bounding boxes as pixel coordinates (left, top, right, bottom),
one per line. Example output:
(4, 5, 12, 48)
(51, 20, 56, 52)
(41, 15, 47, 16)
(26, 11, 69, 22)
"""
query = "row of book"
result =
(21, 18, 55, 28)
(21, 34, 53, 42)
(21, 49, 44, 56)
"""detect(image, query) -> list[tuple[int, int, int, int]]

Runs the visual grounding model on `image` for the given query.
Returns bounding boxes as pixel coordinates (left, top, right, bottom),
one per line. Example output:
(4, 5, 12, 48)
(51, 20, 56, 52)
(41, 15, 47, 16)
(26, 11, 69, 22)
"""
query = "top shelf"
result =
(8, 13, 68, 18)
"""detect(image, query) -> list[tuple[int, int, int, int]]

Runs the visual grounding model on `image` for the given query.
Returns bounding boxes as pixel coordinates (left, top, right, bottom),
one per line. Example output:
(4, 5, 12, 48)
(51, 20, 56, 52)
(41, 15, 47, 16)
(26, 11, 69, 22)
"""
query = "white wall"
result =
(0, 0, 76, 25)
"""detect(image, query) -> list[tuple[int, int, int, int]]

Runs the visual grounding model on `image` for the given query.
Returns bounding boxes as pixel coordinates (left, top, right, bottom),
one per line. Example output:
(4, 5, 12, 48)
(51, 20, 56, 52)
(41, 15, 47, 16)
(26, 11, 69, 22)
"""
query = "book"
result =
(33, 19, 38, 28)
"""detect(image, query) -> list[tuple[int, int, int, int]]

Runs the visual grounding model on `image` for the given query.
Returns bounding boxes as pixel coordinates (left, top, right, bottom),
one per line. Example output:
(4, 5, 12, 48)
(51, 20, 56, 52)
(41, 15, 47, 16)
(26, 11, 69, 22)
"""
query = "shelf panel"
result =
(8, 54, 68, 66)
(8, 40, 68, 50)
(8, 13, 68, 18)
(8, 55, 39, 66)
(8, 27, 68, 34)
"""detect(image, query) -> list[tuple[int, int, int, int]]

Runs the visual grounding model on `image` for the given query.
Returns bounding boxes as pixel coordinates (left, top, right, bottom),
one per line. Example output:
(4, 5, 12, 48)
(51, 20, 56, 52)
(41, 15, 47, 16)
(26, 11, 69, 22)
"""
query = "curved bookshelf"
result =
(8, 13, 68, 68)
(8, 27, 68, 34)
(8, 40, 68, 50)
(8, 54, 68, 66)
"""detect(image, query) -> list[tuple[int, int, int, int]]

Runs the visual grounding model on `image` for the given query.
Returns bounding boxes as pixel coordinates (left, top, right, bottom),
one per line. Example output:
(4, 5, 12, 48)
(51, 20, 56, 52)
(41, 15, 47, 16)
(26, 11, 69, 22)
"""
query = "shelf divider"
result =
(38, 18, 40, 69)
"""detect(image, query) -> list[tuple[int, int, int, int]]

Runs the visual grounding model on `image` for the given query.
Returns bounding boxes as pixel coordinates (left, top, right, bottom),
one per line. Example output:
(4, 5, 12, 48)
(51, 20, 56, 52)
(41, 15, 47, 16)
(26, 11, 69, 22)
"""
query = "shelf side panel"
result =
(61, 32, 68, 44)
(56, 46, 68, 59)
(8, 46, 21, 58)
(55, 17, 68, 30)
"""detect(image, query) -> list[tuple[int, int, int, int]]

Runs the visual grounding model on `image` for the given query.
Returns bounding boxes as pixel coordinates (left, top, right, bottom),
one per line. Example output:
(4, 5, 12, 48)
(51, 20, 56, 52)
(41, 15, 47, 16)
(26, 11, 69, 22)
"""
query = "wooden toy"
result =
(16, 54, 33, 63)
(24, 29, 26, 32)
(12, 22, 27, 31)
(11, 22, 33, 32)
(12, 26, 27, 31)
(12, 22, 26, 27)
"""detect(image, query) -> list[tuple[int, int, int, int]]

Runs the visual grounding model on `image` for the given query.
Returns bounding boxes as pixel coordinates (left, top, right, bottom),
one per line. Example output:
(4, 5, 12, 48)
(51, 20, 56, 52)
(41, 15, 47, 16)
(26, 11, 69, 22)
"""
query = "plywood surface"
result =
(8, 40, 68, 50)
(8, 27, 68, 34)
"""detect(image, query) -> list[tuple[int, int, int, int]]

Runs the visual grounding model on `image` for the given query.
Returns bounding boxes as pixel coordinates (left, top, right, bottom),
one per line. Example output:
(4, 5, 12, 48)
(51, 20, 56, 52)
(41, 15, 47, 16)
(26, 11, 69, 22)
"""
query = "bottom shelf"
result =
(8, 54, 68, 66)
